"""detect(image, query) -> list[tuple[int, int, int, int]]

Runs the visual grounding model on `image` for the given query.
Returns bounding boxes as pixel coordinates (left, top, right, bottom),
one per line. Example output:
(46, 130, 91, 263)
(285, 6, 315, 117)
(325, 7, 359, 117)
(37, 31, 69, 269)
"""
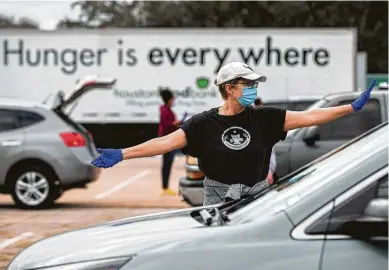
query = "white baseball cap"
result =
(214, 62, 266, 86)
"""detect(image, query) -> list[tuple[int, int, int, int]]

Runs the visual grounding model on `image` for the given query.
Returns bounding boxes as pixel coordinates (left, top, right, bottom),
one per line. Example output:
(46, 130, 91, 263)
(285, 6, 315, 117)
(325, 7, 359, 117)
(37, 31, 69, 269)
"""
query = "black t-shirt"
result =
(180, 106, 287, 186)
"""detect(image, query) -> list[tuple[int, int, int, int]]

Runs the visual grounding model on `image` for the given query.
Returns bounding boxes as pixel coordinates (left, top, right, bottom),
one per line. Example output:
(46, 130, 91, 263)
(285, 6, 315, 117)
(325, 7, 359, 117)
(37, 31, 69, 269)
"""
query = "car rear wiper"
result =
(191, 207, 230, 226)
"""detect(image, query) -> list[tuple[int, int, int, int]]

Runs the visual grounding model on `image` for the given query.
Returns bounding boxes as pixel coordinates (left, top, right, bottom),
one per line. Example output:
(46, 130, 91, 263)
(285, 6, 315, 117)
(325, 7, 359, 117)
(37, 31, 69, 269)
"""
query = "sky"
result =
(0, 1, 80, 30)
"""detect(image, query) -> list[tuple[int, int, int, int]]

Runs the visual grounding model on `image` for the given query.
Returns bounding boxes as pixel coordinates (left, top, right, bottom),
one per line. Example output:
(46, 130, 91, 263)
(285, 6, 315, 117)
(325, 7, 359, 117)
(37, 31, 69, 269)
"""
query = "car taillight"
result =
(187, 171, 205, 180)
(60, 132, 86, 147)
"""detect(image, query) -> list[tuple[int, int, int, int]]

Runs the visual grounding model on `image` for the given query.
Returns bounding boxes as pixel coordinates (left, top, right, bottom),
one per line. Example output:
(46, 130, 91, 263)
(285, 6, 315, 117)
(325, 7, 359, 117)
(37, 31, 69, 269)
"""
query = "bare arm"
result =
(284, 104, 353, 131)
(122, 129, 187, 159)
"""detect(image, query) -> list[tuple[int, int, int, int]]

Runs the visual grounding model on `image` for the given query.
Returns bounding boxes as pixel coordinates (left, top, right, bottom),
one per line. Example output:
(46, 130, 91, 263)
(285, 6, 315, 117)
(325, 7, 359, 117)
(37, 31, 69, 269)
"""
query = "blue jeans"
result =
(162, 150, 176, 189)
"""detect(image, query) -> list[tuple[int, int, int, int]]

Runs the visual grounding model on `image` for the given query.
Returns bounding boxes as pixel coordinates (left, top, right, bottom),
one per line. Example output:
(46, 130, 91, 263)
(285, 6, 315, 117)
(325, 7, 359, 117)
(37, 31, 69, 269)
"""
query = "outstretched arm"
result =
(284, 105, 352, 131)
(122, 129, 187, 159)
(91, 129, 187, 168)
(284, 79, 376, 131)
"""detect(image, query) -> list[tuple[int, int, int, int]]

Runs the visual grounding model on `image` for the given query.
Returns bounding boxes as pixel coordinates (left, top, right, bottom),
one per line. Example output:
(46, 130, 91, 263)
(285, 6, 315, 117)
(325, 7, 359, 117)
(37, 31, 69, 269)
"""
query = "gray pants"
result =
(203, 177, 269, 206)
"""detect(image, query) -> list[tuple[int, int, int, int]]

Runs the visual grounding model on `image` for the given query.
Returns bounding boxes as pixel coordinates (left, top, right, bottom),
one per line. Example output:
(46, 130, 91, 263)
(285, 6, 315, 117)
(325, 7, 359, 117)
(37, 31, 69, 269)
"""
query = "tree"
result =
(0, 14, 38, 28)
(57, 1, 141, 28)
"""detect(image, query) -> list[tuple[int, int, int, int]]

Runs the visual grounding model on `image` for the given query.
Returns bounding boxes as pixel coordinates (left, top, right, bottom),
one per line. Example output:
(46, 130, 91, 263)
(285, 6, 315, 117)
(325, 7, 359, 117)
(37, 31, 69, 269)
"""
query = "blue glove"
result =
(91, 148, 123, 168)
(351, 79, 376, 112)
(181, 111, 188, 123)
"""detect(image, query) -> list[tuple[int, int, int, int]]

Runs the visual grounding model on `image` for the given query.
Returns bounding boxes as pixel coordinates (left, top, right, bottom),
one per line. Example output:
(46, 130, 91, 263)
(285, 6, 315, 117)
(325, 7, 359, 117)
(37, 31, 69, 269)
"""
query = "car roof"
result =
(322, 90, 388, 100)
(0, 98, 51, 110)
(266, 96, 322, 102)
(267, 90, 388, 103)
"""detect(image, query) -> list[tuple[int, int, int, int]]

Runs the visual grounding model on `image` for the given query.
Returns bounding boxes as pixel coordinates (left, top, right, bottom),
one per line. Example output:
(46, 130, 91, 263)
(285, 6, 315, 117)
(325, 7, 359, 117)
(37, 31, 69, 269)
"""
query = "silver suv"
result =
(0, 76, 116, 209)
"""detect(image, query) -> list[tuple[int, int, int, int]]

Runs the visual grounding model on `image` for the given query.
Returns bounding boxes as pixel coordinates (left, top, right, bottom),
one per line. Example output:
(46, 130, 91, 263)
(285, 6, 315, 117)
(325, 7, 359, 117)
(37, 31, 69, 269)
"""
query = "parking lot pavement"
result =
(63, 155, 189, 208)
(0, 155, 190, 269)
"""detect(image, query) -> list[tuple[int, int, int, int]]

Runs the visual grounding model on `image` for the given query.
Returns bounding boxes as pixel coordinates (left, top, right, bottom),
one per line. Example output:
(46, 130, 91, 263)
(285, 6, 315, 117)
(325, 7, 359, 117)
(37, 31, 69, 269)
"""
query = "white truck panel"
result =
(0, 29, 356, 123)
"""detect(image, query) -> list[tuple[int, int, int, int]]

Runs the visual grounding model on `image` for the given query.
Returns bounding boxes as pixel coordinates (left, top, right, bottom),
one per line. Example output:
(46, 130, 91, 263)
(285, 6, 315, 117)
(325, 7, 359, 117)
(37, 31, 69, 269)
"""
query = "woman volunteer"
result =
(157, 88, 187, 196)
(91, 62, 376, 205)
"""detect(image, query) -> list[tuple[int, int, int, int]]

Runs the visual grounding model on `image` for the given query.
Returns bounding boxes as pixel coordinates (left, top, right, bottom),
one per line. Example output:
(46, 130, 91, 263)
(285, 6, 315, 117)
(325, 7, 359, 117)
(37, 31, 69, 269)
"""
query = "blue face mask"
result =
(237, 86, 258, 107)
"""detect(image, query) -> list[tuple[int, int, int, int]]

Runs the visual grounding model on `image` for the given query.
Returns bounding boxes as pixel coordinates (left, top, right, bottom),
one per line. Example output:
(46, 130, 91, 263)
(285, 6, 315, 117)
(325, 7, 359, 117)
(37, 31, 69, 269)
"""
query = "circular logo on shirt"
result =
(221, 126, 251, 150)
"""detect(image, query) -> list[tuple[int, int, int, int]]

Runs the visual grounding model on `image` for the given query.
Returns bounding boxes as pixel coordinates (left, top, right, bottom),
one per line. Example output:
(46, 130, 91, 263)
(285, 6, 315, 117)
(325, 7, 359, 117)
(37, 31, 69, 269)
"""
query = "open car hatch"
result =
(53, 75, 116, 111)
(49, 75, 116, 157)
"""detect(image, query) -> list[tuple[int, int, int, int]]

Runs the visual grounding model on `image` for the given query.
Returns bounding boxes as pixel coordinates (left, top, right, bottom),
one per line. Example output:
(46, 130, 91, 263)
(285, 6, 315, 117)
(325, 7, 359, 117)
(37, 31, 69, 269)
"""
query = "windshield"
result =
(228, 123, 388, 224)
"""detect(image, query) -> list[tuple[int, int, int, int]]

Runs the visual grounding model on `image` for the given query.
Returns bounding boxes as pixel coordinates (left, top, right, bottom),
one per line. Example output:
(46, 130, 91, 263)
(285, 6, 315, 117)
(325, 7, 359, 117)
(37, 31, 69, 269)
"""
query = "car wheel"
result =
(10, 165, 58, 209)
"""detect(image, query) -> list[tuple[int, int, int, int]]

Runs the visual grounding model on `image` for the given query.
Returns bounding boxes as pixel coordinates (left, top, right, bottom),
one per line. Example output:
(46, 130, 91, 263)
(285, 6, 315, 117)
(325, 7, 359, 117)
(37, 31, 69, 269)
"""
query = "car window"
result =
(16, 110, 44, 128)
(229, 123, 388, 224)
(306, 173, 388, 235)
(0, 109, 19, 132)
(318, 99, 382, 140)
(289, 101, 317, 111)
(265, 102, 289, 110)
(285, 98, 329, 139)
(266, 100, 319, 112)
(376, 175, 388, 199)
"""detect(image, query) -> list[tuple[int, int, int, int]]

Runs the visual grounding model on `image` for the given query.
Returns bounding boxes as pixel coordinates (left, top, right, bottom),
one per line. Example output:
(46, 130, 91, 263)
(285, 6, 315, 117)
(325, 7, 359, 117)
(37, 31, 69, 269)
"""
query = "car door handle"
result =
(1, 140, 21, 146)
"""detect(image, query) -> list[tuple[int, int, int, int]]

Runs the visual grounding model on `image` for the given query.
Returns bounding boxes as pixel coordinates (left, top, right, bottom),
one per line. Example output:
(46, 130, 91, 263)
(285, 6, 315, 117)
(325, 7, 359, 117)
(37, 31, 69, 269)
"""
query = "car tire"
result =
(53, 189, 64, 201)
(9, 164, 59, 210)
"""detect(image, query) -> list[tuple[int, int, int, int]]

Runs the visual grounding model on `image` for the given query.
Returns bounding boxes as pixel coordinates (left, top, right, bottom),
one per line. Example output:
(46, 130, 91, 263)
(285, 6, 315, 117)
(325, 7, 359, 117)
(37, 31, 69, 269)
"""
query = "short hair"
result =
(159, 88, 174, 104)
(217, 78, 240, 100)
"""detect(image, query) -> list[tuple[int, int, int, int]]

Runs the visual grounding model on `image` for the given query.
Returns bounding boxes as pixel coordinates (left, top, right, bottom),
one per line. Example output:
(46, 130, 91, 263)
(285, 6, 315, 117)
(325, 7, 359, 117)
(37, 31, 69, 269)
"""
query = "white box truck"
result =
(0, 28, 357, 146)
(0, 28, 357, 123)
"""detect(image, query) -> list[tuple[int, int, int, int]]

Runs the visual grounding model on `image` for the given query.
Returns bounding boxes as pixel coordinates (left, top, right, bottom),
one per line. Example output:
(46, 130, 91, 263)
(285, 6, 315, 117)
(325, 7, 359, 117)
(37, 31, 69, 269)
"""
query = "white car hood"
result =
(7, 207, 220, 269)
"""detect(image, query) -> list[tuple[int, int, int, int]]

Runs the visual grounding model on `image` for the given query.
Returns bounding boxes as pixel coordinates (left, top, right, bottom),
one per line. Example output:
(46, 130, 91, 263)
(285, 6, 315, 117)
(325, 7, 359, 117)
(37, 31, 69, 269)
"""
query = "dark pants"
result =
(162, 150, 176, 189)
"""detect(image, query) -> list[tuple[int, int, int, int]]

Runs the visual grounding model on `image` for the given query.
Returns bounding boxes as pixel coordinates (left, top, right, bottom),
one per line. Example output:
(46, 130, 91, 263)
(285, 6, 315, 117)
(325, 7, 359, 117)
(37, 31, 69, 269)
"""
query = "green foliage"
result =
(0, 14, 38, 28)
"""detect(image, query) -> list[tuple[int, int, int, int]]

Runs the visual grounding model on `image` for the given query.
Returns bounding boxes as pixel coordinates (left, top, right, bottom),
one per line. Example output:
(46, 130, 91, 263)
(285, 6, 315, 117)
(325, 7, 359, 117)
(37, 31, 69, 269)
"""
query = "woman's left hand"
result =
(351, 79, 376, 112)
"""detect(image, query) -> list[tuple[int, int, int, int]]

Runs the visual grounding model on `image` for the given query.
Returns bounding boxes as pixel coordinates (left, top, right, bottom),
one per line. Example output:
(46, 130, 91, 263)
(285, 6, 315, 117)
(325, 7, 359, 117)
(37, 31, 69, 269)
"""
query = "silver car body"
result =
(265, 95, 321, 111)
(0, 76, 116, 208)
(0, 98, 98, 186)
(7, 122, 388, 270)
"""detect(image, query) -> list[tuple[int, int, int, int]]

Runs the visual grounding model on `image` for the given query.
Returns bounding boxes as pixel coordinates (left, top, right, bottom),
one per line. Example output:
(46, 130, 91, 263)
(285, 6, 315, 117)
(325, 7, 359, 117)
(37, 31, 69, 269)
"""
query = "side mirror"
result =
(303, 126, 320, 146)
(363, 198, 388, 219)
(339, 199, 388, 238)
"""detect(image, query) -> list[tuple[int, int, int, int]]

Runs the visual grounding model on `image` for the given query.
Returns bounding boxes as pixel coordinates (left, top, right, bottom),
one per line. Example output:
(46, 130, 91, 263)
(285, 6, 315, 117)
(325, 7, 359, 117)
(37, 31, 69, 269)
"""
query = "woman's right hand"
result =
(91, 148, 123, 168)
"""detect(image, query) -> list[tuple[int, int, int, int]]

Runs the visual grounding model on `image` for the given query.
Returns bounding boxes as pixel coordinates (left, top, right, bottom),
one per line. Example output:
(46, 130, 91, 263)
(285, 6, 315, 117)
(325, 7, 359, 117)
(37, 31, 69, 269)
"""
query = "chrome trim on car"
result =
(291, 166, 388, 240)
(184, 164, 201, 172)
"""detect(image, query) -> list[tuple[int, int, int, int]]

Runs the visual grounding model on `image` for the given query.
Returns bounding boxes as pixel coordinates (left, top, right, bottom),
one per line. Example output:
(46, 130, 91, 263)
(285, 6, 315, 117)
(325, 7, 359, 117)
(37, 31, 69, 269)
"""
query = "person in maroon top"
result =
(158, 88, 187, 196)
